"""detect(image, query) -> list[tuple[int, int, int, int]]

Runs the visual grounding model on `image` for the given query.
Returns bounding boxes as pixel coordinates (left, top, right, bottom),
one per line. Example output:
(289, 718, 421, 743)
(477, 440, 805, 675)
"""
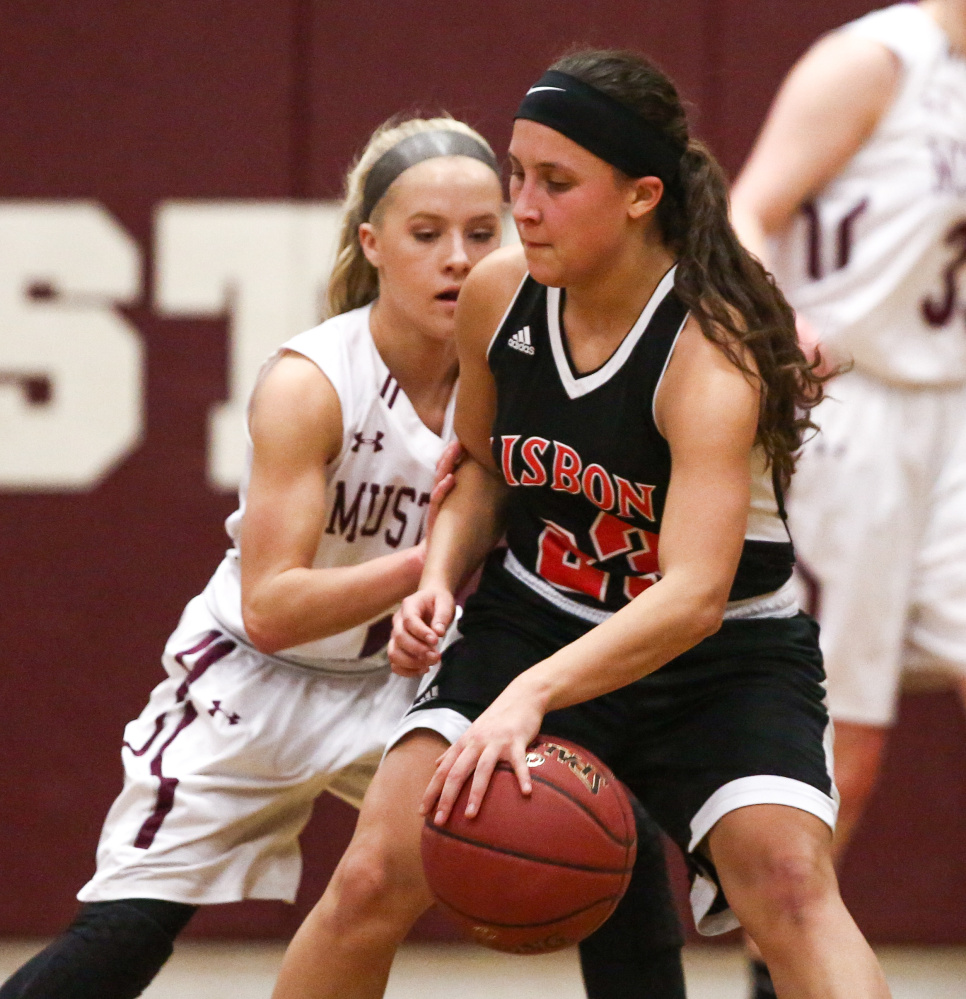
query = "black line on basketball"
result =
(494, 761, 635, 848)
(424, 820, 633, 874)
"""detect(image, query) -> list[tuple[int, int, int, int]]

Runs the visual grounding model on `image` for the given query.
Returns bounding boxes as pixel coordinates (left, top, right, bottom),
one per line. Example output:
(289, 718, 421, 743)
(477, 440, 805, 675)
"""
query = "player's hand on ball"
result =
(389, 586, 455, 677)
(421, 684, 545, 824)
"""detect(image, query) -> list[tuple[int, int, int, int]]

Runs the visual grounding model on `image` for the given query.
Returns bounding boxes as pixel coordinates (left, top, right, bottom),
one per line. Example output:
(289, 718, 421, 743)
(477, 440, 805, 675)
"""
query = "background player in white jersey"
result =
(0, 114, 504, 999)
(731, 2, 966, 995)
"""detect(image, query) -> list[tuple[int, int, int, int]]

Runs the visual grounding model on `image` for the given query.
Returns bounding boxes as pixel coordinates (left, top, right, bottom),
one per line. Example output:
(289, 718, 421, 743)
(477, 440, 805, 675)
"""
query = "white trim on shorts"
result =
(385, 706, 471, 755)
(687, 774, 839, 935)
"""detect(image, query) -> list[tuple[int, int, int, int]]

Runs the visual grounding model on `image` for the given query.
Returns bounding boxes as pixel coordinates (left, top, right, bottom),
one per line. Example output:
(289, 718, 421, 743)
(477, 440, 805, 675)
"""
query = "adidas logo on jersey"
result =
(413, 683, 439, 707)
(508, 326, 535, 355)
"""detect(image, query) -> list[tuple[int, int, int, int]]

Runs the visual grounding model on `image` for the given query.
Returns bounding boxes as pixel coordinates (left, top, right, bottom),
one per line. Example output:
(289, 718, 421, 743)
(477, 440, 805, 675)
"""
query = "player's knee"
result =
(729, 842, 836, 936)
(330, 834, 427, 923)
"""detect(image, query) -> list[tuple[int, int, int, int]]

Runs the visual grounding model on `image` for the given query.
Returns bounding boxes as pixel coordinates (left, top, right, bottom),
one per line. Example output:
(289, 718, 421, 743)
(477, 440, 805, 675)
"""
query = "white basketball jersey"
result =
(770, 3, 966, 386)
(204, 304, 455, 667)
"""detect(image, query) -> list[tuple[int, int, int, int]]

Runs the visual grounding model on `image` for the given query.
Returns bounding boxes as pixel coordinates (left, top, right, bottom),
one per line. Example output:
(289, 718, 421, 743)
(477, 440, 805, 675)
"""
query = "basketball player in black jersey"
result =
(271, 52, 891, 999)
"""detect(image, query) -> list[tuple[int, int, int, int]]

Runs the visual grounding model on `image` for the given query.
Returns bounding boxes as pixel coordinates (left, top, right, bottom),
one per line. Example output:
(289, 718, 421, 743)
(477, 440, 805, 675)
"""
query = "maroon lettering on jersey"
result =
(326, 480, 419, 546)
(326, 481, 366, 542)
(922, 219, 966, 326)
(385, 486, 416, 547)
(414, 491, 431, 542)
(360, 484, 395, 537)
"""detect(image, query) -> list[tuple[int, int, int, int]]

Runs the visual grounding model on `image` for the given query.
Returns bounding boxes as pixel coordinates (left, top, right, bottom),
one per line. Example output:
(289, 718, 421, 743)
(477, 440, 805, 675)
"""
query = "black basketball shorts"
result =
(391, 554, 838, 935)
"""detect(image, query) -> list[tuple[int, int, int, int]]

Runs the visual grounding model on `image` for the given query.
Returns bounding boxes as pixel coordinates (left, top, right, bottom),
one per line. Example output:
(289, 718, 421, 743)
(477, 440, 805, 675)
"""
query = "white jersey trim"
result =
(547, 265, 678, 400)
(650, 310, 690, 435)
(720, 577, 799, 620)
(504, 548, 613, 624)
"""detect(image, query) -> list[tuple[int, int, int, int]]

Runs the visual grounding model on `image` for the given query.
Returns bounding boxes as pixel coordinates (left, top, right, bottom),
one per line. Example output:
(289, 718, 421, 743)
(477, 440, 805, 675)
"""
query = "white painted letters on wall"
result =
(155, 201, 342, 489)
(0, 202, 143, 490)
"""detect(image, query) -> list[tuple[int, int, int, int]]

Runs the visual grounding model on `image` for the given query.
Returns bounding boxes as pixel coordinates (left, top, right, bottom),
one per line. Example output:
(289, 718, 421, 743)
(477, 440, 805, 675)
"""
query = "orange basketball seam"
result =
(424, 819, 634, 874)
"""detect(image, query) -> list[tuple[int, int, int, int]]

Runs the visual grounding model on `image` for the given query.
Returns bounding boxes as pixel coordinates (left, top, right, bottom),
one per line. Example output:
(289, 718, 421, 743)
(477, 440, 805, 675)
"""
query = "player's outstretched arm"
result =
(239, 353, 441, 655)
(730, 30, 901, 265)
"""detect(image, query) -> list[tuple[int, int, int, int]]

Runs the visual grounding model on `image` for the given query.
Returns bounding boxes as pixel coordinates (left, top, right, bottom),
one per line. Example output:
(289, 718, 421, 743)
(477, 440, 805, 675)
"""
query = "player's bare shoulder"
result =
(249, 351, 343, 465)
(455, 245, 528, 352)
(786, 28, 901, 131)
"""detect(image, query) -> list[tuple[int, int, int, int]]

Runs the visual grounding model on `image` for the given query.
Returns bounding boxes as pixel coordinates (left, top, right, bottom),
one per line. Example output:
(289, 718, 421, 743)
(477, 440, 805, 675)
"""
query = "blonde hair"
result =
(325, 115, 497, 318)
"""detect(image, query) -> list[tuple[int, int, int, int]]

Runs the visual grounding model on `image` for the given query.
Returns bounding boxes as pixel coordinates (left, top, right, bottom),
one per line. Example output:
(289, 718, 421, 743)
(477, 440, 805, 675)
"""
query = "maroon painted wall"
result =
(2, 0, 964, 944)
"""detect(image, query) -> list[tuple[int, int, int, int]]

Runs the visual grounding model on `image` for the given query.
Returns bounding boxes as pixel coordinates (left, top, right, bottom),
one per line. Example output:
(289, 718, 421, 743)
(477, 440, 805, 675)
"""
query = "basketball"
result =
(420, 736, 637, 954)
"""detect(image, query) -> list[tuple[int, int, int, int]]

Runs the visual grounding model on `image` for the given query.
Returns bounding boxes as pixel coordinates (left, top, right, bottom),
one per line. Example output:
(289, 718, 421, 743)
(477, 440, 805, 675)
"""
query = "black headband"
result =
(361, 130, 500, 221)
(515, 70, 683, 185)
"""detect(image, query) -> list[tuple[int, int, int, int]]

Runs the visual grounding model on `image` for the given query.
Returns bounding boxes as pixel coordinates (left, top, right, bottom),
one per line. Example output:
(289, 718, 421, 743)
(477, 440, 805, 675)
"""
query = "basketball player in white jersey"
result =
(0, 115, 504, 999)
(731, 2, 966, 995)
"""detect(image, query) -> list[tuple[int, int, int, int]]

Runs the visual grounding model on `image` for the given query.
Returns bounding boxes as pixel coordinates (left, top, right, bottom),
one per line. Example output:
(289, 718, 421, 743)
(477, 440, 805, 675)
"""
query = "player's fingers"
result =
(390, 627, 438, 664)
(421, 743, 462, 816)
(464, 747, 500, 819)
(430, 473, 454, 504)
(431, 592, 455, 636)
(433, 745, 480, 825)
(509, 738, 533, 797)
(400, 598, 441, 645)
(435, 440, 463, 481)
(387, 637, 430, 676)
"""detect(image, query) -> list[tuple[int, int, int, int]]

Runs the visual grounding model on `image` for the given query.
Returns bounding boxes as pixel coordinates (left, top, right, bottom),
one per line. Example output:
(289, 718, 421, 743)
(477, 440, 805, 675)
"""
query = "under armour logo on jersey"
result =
(351, 431, 385, 453)
(508, 326, 535, 355)
(208, 700, 240, 725)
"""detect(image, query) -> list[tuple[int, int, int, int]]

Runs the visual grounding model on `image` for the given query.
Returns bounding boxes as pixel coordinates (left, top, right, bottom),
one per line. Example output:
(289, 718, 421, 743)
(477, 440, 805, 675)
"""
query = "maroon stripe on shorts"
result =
(123, 714, 169, 757)
(133, 635, 236, 849)
(133, 703, 198, 849)
(175, 638, 237, 699)
(123, 633, 229, 759)
(173, 630, 221, 670)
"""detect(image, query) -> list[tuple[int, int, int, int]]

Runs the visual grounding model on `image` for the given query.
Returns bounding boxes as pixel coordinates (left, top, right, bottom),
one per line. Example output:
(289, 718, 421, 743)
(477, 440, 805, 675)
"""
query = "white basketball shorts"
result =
(78, 594, 419, 905)
(788, 370, 966, 726)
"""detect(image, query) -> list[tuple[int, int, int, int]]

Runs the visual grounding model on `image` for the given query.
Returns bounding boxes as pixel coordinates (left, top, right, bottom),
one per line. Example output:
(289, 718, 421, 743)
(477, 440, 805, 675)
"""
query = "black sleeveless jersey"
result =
(488, 267, 795, 622)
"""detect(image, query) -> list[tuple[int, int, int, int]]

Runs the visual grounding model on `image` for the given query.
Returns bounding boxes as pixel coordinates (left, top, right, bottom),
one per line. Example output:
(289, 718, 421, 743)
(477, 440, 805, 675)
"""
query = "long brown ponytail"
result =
(551, 50, 826, 489)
